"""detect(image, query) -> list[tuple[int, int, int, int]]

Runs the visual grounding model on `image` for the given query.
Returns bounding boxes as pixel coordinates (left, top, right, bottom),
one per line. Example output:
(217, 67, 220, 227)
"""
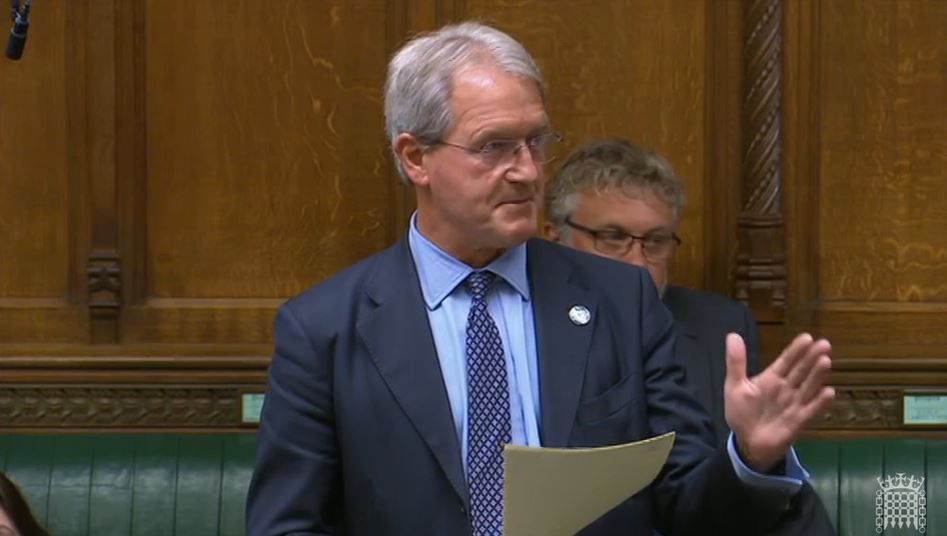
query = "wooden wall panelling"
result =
(116, 0, 146, 333)
(704, 0, 745, 300)
(120, 0, 406, 346)
(0, 1, 87, 345)
(1, 0, 446, 430)
(462, 0, 713, 291)
(86, 0, 122, 343)
(783, 0, 947, 431)
(0, 353, 268, 431)
(785, 0, 947, 351)
(735, 0, 786, 324)
(3, 0, 942, 433)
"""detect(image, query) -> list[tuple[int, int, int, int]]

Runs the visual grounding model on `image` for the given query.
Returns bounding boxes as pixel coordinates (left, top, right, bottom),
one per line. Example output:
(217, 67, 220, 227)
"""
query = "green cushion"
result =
(798, 438, 946, 536)
(0, 435, 256, 536)
(2, 434, 943, 536)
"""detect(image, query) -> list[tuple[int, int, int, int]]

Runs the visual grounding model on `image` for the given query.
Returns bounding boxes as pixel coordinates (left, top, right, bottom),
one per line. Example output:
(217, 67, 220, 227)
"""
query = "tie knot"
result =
(465, 271, 496, 302)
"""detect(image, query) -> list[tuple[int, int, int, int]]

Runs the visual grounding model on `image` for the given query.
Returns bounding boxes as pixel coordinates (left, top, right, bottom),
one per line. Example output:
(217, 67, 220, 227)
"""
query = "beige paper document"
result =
(503, 432, 675, 536)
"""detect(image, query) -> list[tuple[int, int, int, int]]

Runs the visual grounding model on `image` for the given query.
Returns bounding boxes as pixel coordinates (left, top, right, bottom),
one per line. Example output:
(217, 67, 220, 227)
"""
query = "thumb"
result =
(725, 332, 748, 387)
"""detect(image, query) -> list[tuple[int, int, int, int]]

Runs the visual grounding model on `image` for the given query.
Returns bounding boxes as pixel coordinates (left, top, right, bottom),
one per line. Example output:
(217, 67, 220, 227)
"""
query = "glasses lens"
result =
(595, 234, 631, 257)
(642, 236, 677, 260)
(532, 132, 562, 161)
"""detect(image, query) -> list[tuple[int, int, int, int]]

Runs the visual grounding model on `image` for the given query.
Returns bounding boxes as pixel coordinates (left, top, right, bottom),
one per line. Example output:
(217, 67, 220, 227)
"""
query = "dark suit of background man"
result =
(544, 139, 835, 532)
(246, 22, 836, 536)
(543, 139, 762, 444)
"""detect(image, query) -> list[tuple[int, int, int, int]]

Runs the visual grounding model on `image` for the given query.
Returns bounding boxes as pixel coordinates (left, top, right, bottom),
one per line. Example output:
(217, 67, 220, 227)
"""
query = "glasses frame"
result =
(430, 131, 564, 167)
(563, 218, 681, 261)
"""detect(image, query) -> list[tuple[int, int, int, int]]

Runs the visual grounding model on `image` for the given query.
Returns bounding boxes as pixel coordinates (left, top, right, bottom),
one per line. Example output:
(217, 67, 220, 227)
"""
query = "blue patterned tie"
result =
(465, 271, 511, 536)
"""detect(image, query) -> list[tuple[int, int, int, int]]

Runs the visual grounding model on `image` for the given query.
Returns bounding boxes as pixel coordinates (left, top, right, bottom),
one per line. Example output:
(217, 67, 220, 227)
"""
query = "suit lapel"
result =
(356, 239, 468, 505)
(527, 240, 596, 447)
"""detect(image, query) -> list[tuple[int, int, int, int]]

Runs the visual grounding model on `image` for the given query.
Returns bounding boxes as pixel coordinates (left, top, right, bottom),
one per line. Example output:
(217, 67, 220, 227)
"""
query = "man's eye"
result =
(600, 232, 628, 243)
(528, 132, 552, 148)
(479, 140, 512, 154)
(644, 235, 671, 246)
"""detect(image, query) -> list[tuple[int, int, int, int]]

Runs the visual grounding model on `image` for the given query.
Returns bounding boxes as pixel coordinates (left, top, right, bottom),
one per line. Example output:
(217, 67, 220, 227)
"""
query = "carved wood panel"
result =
(2, 0, 944, 433)
(121, 0, 404, 345)
(783, 0, 947, 357)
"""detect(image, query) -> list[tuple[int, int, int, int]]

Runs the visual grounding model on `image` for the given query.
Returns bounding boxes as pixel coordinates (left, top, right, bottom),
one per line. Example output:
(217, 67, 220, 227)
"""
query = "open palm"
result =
(724, 332, 836, 472)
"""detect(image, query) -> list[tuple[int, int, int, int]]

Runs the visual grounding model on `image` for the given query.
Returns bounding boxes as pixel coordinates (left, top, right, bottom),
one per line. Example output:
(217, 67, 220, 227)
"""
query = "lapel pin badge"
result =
(568, 305, 591, 326)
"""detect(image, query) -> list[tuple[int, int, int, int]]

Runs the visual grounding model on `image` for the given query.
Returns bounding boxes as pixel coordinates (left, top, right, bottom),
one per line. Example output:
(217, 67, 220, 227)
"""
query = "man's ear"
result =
(543, 220, 562, 242)
(393, 133, 428, 187)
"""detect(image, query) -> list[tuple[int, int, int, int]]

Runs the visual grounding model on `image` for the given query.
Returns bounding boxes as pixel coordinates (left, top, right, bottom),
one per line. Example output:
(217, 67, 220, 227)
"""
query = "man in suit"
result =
(247, 22, 835, 536)
(543, 139, 760, 445)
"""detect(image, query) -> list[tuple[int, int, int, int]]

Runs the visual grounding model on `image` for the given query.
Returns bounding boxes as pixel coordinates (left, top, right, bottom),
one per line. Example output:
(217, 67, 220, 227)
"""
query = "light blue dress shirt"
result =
(408, 216, 542, 477)
(407, 214, 804, 494)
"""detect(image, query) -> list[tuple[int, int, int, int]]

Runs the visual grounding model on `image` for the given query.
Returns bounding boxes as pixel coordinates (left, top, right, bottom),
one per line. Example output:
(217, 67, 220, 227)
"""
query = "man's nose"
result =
(506, 147, 541, 183)
(623, 241, 647, 267)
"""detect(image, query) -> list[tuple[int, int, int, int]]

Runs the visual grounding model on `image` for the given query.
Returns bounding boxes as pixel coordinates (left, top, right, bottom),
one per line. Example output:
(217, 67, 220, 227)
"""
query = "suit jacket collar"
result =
(357, 238, 469, 505)
(355, 237, 600, 505)
(526, 239, 596, 447)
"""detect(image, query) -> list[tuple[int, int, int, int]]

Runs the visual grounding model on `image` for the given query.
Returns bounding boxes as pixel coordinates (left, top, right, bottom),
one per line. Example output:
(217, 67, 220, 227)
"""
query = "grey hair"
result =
(545, 139, 686, 233)
(384, 21, 545, 184)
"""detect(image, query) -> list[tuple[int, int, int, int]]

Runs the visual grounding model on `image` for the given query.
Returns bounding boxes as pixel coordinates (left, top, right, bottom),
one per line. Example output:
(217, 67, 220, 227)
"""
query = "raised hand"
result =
(724, 332, 836, 472)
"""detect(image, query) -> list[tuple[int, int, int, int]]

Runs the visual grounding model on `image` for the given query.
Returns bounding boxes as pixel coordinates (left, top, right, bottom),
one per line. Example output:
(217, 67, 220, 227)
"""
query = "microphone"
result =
(5, 0, 30, 60)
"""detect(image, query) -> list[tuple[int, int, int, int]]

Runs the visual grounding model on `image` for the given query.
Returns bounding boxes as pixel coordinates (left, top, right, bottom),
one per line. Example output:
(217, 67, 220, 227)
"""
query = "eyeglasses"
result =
(431, 131, 564, 168)
(564, 218, 681, 261)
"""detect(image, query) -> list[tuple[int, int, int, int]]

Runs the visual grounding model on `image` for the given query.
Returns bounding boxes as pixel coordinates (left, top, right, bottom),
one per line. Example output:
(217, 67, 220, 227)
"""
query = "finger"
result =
(795, 354, 833, 403)
(768, 332, 815, 378)
(785, 338, 832, 388)
(794, 386, 836, 428)
(724, 332, 748, 388)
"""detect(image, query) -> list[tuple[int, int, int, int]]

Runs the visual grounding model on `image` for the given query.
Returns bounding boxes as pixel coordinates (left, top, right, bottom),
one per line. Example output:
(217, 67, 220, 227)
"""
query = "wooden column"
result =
(736, 0, 787, 325)
(83, 0, 123, 342)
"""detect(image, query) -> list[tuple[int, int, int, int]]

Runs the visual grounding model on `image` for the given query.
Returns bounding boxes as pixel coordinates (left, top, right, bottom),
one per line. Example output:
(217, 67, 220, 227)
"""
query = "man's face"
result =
(407, 66, 549, 266)
(547, 188, 677, 294)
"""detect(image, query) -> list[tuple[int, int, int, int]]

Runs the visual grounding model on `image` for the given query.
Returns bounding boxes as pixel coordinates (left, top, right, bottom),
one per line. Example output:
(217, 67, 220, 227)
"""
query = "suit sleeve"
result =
(636, 278, 811, 535)
(246, 304, 343, 536)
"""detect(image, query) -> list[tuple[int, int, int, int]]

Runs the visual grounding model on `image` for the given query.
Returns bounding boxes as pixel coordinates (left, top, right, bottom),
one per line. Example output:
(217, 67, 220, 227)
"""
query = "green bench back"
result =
(797, 438, 947, 536)
(0, 435, 256, 536)
(2, 434, 945, 536)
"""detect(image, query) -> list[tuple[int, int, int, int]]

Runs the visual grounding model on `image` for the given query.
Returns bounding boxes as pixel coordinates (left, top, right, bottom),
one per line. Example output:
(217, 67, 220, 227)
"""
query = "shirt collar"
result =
(408, 212, 531, 310)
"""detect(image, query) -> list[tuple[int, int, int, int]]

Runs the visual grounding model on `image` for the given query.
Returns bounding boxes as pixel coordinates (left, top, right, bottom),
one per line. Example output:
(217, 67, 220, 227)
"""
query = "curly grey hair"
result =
(545, 139, 686, 233)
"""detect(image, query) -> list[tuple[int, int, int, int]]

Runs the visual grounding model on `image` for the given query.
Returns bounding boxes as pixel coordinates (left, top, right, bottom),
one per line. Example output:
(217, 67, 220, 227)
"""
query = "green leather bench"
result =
(1, 434, 944, 536)
(796, 438, 947, 536)
(0, 435, 255, 536)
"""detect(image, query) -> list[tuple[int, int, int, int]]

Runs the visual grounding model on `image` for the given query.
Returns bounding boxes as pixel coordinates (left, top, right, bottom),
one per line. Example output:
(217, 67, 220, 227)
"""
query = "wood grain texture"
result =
(462, 0, 709, 290)
(704, 0, 745, 298)
(143, 0, 392, 299)
(0, 1, 88, 343)
(0, 3, 70, 300)
(817, 0, 947, 303)
(784, 0, 947, 363)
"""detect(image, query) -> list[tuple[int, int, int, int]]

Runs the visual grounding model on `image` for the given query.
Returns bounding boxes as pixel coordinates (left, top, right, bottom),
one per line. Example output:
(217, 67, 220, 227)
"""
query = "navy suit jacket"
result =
(247, 237, 824, 536)
(663, 286, 761, 445)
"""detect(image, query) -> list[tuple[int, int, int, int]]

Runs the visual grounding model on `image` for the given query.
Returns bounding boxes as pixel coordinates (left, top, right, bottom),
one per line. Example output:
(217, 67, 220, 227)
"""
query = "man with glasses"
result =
(248, 22, 834, 536)
(544, 139, 761, 444)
